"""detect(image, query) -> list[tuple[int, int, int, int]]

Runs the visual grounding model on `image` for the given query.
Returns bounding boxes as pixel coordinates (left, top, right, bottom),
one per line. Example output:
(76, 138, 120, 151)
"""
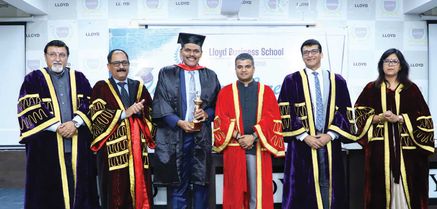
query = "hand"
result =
(57, 121, 77, 138)
(177, 120, 196, 133)
(193, 108, 208, 122)
(126, 99, 145, 118)
(315, 134, 332, 147)
(383, 110, 399, 123)
(303, 135, 324, 149)
(238, 134, 255, 150)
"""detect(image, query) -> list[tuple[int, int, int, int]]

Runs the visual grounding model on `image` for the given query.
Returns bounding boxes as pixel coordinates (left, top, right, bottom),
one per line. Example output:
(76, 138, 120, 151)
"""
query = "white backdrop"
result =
(0, 24, 25, 147)
(107, 27, 347, 98)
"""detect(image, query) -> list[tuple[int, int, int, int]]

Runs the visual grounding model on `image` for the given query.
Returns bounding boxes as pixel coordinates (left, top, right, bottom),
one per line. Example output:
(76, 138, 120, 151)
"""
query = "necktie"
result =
(117, 82, 130, 109)
(312, 72, 324, 132)
(313, 72, 329, 208)
(187, 71, 196, 121)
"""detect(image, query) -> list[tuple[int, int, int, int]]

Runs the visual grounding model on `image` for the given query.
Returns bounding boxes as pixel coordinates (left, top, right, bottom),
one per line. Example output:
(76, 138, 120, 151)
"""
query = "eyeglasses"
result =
(302, 49, 320, 56)
(46, 52, 67, 59)
(383, 59, 400, 65)
(110, 60, 130, 67)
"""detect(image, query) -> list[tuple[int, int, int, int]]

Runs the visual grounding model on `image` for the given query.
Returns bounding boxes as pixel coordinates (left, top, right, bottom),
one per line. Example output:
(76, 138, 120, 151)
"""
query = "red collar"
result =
(177, 63, 204, 71)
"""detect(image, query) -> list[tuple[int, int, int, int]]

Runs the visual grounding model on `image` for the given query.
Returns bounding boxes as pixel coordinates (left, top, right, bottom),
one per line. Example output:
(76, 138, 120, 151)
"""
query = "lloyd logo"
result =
(55, 27, 71, 38)
(54, 2, 70, 7)
(84, 0, 99, 9)
(354, 3, 368, 8)
(115, 1, 130, 6)
(353, 62, 367, 67)
(411, 28, 425, 39)
(382, 33, 396, 38)
(175, 1, 190, 5)
(145, 0, 159, 8)
(296, 1, 310, 8)
(85, 32, 100, 37)
(26, 33, 40, 38)
(383, 0, 397, 12)
(325, 0, 339, 10)
(207, 0, 219, 8)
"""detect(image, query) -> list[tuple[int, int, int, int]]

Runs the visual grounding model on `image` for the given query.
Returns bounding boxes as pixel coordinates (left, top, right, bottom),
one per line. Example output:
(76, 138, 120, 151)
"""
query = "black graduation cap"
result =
(177, 33, 206, 47)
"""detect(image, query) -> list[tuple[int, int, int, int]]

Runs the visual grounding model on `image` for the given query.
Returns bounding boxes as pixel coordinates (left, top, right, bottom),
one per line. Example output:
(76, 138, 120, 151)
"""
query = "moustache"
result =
(116, 68, 127, 72)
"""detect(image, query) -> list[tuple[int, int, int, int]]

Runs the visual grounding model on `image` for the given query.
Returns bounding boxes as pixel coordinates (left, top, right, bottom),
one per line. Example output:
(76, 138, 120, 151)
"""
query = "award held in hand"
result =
(189, 92, 203, 131)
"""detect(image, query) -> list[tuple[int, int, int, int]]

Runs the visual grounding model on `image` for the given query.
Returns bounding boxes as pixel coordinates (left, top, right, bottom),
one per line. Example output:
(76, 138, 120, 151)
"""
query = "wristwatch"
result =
(72, 120, 80, 128)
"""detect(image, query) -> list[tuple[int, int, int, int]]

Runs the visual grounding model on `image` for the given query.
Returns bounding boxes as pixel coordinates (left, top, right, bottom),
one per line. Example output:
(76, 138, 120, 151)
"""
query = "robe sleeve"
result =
(278, 74, 307, 142)
(151, 68, 181, 126)
(327, 74, 357, 142)
(74, 72, 93, 130)
(354, 82, 377, 146)
(254, 86, 285, 157)
(212, 87, 236, 153)
(402, 83, 434, 154)
(140, 85, 156, 149)
(90, 81, 123, 151)
(17, 72, 58, 143)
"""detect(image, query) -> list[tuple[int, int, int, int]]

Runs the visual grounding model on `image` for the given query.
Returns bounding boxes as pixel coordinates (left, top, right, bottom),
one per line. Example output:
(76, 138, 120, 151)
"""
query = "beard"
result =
(51, 63, 64, 73)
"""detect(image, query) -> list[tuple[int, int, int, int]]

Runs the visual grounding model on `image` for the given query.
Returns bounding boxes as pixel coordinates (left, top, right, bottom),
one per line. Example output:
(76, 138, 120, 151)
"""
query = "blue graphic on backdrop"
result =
(109, 28, 181, 95)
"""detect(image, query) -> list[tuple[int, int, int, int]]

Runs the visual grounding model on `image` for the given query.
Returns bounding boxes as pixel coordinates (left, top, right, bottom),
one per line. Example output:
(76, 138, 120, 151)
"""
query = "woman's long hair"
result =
(375, 48, 411, 87)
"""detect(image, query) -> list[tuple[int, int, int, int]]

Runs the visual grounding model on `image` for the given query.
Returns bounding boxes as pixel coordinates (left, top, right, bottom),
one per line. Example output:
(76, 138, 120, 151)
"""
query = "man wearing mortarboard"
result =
(152, 33, 221, 209)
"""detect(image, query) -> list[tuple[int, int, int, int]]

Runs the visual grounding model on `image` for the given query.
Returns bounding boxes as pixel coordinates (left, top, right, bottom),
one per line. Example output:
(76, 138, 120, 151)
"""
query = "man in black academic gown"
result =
(152, 33, 221, 209)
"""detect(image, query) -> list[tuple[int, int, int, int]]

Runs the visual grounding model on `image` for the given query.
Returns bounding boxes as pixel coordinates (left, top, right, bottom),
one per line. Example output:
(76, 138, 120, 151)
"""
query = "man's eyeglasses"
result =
(46, 52, 67, 59)
(383, 59, 400, 65)
(302, 49, 320, 56)
(110, 60, 130, 67)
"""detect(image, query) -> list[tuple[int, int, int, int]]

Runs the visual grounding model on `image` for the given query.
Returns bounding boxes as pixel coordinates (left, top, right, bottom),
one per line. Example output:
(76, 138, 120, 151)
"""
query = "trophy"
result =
(189, 91, 203, 131)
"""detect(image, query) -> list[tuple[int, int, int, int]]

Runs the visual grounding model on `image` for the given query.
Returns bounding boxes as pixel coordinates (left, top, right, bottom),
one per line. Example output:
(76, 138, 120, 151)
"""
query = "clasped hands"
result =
(377, 110, 403, 123)
(233, 131, 255, 150)
(177, 109, 208, 133)
(56, 121, 77, 138)
(304, 134, 332, 149)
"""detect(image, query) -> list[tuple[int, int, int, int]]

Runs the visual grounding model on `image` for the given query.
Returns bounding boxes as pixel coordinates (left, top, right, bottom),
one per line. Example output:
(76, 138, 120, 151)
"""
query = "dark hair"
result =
(375, 48, 411, 87)
(44, 40, 70, 56)
(107, 49, 129, 63)
(300, 39, 322, 55)
(235, 53, 254, 66)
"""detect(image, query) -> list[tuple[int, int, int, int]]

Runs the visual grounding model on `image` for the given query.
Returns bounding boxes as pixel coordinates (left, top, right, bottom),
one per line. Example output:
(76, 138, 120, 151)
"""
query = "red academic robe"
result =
(355, 81, 434, 209)
(213, 81, 285, 209)
(90, 78, 155, 209)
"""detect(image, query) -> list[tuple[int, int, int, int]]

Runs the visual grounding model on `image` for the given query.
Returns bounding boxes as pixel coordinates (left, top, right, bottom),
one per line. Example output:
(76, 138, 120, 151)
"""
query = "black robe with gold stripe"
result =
(355, 81, 434, 209)
(17, 68, 99, 209)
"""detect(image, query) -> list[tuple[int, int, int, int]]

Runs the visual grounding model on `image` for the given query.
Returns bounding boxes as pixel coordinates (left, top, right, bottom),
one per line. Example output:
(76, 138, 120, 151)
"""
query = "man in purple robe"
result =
(278, 39, 356, 209)
(17, 40, 100, 209)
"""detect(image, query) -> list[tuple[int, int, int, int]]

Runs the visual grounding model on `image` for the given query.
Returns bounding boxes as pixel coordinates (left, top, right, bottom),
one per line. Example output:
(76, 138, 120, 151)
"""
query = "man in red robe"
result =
(213, 53, 285, 209)
(90, 49, 154, 209)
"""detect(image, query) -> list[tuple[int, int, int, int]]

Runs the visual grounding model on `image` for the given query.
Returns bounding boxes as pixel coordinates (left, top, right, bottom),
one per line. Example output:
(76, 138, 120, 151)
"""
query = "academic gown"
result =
(17, 68, 100, 209)
(213, 82, 285, 209)
(90, 78, 154, 209)
(151, 64, 221, 186)
(355, 81, 434, 209)
(278, 70, 356, 209)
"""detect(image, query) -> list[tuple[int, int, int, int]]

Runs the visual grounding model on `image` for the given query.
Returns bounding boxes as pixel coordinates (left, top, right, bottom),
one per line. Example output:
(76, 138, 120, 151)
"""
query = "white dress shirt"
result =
(296, 68, 338, 141)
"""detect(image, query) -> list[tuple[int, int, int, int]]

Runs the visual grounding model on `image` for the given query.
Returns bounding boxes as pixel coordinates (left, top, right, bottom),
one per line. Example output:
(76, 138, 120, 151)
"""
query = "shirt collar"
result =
(237, 79, 256, 87)
(305, 67, 323, 75)
(113, 77, 128, 84)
